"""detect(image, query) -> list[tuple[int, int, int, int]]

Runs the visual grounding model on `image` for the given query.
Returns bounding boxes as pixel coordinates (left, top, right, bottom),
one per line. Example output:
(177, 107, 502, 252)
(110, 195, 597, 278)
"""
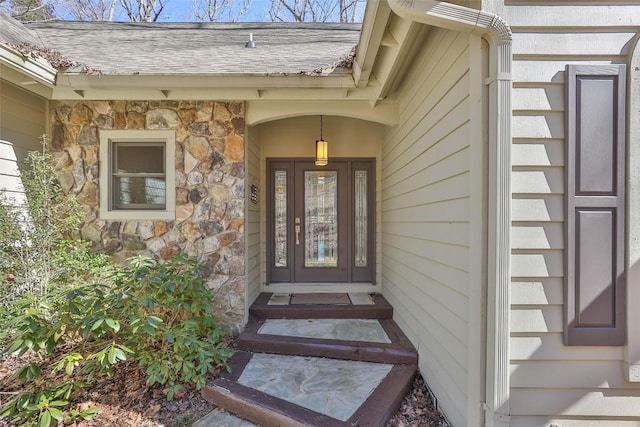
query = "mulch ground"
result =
(0, 345, 448, 427)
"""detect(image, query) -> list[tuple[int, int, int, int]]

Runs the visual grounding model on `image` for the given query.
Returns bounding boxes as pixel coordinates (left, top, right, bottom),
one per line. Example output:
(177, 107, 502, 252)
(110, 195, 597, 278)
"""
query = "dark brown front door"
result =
(268, 158, 375, 283)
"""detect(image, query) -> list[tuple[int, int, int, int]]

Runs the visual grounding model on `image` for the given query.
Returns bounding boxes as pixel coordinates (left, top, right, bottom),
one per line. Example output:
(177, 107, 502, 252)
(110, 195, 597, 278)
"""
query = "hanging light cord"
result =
(320, 115, 324, 140)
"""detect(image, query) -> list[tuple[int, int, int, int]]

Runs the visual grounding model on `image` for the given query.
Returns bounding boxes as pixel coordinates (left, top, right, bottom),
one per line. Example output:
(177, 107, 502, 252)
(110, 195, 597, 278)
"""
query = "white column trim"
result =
(385, 2, 512, 427)
(625, 36, 640, 382)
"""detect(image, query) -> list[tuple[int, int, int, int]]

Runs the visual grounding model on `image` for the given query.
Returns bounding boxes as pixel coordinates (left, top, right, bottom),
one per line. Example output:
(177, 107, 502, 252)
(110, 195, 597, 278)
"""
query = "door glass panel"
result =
(305, 171, 338, 267)
(274, 170, 287, 267)
(355, 170, 368, 267)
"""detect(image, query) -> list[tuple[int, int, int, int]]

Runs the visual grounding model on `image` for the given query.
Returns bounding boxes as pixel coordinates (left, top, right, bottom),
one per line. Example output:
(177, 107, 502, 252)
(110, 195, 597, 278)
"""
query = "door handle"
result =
(295, 225, 300, 245)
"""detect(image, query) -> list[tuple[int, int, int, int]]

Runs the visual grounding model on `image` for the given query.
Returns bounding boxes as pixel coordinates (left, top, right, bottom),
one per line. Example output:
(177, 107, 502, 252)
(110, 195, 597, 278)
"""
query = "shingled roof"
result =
(0, 11, 41, 46)
(22, 21, 360, 75)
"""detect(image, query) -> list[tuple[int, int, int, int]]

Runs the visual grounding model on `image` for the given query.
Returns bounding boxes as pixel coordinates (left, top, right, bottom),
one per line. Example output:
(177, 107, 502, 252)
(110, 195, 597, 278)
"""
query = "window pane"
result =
(355, 170, 367, 267)
(274, 170, 287, 268)
(304, 171, 338, 268)
(113, 177, 166, 208)
(114, 144, 164, 174)
(111, 142, 166, 210)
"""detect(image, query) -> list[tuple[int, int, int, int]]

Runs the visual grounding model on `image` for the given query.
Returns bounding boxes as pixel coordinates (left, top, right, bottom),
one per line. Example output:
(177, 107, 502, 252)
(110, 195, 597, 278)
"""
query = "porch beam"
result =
(54, 73, 356, 90)
(48, 86, 374, 102)
(244, 99, 399, 126)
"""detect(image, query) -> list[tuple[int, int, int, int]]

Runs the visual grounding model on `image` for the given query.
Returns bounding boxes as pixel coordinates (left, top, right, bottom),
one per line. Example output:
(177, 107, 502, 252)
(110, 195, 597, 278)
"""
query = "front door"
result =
(268, 158, 375, 283)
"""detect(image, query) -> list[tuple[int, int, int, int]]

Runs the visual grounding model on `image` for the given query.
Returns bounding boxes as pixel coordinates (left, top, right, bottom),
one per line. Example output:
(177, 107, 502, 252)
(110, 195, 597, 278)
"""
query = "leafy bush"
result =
(1, 254, 231, 426)
(110, 255, 231, 398)
(0, 139, 231, 426)
(0, 138, 92, 325)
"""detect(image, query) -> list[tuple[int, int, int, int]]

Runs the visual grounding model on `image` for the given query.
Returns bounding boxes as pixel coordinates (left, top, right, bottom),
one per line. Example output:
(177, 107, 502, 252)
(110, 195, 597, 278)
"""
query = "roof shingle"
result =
(0, 11, 41, 46)
(24, 21, 361, 75)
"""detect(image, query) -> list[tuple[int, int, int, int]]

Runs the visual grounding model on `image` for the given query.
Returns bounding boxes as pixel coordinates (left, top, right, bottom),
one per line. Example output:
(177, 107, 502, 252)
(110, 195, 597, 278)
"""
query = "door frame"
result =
(266, 157, 376, 284)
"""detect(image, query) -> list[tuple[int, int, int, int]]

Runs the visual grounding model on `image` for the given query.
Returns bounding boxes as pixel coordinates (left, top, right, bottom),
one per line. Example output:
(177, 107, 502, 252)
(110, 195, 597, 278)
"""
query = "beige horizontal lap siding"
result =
(0, 81, 46, 202)
(245, 126, 261, 319)
(381, 28, 473, 427)
(506, 1, 640, 425)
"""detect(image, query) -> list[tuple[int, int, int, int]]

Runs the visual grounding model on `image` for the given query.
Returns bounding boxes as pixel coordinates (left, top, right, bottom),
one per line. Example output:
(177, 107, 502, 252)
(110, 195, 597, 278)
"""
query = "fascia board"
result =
(353, 0, 392, 88)
(49, 74, 376, 101)
(49, 86, 376, 101)
(55, 73, 356, 90)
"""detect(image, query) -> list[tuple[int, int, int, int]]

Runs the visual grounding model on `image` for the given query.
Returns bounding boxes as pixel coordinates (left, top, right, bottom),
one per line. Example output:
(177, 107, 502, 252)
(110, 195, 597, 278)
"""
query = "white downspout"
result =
(385, 2, 512, 427)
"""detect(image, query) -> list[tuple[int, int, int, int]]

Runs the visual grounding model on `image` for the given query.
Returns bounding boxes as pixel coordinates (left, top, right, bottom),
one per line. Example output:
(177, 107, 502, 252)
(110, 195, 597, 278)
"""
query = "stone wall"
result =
(49, 100, 246, 332)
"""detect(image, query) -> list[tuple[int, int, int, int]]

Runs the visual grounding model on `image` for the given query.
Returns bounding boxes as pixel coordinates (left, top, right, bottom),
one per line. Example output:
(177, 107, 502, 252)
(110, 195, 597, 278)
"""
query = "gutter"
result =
(385, 2, 512, 427)
(0, 43, 57, 86)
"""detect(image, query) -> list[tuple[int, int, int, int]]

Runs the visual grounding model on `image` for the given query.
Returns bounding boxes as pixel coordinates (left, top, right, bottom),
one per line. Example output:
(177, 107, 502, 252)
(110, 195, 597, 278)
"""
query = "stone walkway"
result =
(193, 409, 257, 427)
(197, 293, 417, 427)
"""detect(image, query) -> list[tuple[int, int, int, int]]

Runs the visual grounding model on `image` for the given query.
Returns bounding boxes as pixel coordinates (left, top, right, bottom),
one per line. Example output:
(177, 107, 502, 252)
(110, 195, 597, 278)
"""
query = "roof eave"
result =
(353, 1, 424, 106)
(50, 72, 366, 101)
(0, 43, 57, 94)
(353, 0, 392, 88)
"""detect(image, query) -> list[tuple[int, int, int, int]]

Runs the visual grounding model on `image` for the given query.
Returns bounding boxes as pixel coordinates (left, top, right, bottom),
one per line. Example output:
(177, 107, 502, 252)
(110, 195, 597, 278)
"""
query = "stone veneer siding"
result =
(49, 100, 246, 332)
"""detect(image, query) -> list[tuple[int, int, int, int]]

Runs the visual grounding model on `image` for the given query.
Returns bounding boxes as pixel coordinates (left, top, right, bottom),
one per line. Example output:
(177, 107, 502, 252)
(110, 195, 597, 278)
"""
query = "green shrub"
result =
(1, 137, 231, 426)
(1, 254, 231, 427)
(0, 137, 89, 325)
(118, 255, 231, 398)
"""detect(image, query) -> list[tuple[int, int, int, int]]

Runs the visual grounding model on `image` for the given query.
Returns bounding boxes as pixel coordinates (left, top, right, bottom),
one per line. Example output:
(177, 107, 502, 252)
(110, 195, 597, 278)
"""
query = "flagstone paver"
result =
(237, 353, 393, 421)
(192, 408, 257, 427)
(257, 318, 392, 343)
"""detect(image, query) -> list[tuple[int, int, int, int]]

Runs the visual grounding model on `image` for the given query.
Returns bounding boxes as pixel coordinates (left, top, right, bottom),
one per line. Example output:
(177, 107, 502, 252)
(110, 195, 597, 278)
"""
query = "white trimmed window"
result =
(99, 130, 175, 220)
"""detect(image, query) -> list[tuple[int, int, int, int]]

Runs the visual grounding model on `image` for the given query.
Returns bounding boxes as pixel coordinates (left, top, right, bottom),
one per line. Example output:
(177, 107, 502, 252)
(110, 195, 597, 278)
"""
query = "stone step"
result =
(202, 351, 416, 427)
(249, 292, 394, 320)
(201, 293, 416, 426)
(237, 317, 418, 365)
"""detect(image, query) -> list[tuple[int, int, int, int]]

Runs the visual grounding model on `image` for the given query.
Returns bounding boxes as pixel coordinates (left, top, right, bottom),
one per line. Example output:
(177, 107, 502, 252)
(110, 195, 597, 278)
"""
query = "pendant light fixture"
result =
(315, 115, 328, 166)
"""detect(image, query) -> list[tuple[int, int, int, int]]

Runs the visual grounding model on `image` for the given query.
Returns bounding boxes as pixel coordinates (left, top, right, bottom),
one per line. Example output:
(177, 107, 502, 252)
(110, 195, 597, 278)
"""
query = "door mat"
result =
(267, 294, 292, 305)
(348, 293, 376, 305)
(290, 293, 351, 305)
